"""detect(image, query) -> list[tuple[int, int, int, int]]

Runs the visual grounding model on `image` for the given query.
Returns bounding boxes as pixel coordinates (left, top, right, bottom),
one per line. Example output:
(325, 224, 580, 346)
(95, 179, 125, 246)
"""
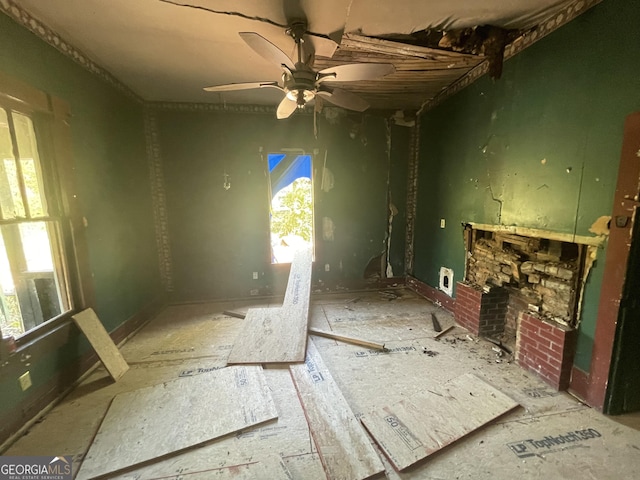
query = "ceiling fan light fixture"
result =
(205, 23, 394, 119)
(286, 88, 315, 106)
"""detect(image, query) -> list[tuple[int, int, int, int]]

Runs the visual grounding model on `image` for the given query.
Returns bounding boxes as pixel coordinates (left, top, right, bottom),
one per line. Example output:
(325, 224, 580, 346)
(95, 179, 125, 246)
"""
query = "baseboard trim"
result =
(568, 366, 590, 405)
(406, 276, 456, 313)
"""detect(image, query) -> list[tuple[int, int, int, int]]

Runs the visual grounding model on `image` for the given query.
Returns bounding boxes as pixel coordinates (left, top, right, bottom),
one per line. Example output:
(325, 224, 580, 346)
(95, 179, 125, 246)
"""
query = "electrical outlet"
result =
(440, 218, 446, 228)
(325, 263, 330, 272)
(252, 271, 259, 280)
(19, 371, 32, 391)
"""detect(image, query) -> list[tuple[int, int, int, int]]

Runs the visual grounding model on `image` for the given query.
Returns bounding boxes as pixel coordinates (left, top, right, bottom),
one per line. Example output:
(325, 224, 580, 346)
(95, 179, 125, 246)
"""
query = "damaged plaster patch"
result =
(323, 107, 346, 124)
(323, 217, 335, 241)
(391, 110, 416, 127)
(321, 167, 335, 192)
(385, 202, 399, 278)
(589, 216, 611, 236)
(575, 245, 599, 327)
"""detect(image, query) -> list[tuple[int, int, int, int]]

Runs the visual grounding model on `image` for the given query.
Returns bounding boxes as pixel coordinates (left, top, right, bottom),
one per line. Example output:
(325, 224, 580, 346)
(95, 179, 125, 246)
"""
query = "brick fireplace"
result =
(454, 226, 590, 390)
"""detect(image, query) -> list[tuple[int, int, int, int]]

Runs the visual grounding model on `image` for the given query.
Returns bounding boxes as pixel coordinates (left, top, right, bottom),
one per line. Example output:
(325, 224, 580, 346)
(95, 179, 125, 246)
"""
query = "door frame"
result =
(570, 112, 640, 410)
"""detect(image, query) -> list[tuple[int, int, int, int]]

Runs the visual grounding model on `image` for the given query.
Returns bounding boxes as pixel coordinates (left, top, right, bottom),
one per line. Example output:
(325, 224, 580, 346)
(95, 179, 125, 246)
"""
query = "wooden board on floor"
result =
(308, 327, 385, 350)
(227, 247, 312, 364)
(75, 366, 278, 480)
(361, 373, 519, 471)
(289, 338, 385, 480)
(72, 308, 129, 381)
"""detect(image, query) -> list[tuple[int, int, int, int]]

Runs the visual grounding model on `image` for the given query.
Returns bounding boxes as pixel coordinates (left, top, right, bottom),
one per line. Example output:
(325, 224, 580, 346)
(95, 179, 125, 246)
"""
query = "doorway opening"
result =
(268, 153, 313, 264)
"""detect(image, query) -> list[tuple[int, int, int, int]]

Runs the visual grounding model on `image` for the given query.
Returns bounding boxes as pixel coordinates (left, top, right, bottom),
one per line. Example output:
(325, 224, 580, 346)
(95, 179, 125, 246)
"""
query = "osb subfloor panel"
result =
(6, 289, 640, 479)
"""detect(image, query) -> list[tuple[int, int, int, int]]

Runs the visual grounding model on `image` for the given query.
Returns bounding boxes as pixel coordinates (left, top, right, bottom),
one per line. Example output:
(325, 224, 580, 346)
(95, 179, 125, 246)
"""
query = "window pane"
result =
(0, 232, 15, 293)
(0, 228, 24, 336)
(19, 222, 54, 272)
(14, 112, 48, 217)
(0, 221, 70, 335)
(0, 109, 25, 219)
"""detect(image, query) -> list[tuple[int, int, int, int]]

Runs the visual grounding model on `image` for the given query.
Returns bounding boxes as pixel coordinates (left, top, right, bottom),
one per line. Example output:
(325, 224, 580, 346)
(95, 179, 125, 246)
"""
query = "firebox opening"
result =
(465, 227, 588, 352)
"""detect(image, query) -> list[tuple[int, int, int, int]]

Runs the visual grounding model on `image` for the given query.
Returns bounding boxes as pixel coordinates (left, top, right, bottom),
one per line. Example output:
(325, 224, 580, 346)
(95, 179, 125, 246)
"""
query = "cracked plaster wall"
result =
(412, 0, 640, 371)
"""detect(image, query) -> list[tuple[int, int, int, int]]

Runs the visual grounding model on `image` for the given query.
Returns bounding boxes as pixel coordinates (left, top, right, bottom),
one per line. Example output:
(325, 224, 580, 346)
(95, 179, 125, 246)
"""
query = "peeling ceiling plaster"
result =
(8, 0, 582, 109)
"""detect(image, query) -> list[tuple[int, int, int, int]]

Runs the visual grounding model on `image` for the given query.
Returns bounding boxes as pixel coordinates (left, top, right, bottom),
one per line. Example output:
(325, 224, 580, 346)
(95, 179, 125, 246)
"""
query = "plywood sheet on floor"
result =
(72, 308, 129, 381)
(314, 319, 582, 422)
(290, 339, 385, 480)
(76, 366, 277, 480)
(3, 357, 229, 474)
(8, 290, 640, 480)
(142, 455, 292, 480)
(383, 407, 640, 480)
(361, 373, 518, 471)
(320, 300, 450, 343)
(282, 452, 327, 480)
(111, 366, 322, 479)
(120, 311, 246, 364)
(228, 248, 312, 364)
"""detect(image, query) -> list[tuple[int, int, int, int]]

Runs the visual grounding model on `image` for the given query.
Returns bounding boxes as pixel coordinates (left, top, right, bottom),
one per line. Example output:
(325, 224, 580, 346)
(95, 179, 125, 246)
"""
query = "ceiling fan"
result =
(203, 21, 395, 119)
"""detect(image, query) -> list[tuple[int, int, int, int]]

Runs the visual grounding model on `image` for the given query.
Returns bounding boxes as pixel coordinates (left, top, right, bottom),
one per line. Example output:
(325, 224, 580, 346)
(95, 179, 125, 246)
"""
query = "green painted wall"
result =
(156, 110, 391, 301)
(414, 0, 640, 371)
(0, 12, 161, 437)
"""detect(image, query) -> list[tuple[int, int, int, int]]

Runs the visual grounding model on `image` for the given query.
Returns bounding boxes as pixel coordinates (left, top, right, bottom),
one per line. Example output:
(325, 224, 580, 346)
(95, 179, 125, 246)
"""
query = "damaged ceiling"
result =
(7, 0, 584, 111)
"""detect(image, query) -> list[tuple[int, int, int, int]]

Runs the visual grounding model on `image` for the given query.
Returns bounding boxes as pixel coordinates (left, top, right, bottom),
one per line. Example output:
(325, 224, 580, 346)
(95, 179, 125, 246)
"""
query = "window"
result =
(0, 106, 71, 337)
(268, 153, 314, 264)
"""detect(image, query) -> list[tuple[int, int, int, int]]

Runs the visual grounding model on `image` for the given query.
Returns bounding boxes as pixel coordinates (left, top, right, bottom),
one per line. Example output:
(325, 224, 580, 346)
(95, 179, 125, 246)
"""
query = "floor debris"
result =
(5, 288, 640, 480)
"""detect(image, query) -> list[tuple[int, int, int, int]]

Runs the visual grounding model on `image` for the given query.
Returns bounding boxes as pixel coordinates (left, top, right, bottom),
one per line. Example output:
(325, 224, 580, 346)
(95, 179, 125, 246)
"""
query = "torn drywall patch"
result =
(391, 110, 416, 127)
(575, 245, 599, 328)
(323, 217, 335, 241)
(321, 167, 335, 192)
(589, 216, 611, 236)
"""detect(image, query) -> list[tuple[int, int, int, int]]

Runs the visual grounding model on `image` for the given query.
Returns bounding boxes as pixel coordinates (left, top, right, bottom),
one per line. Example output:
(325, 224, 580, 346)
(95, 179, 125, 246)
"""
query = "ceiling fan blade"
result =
(305, 34, 338, 59)
(277, 96, 298, 119)
(317, 87, 369, 112)
(318, 63, 395, 82)
(239, 32, 295, 70)
(203, 82, 281, 92)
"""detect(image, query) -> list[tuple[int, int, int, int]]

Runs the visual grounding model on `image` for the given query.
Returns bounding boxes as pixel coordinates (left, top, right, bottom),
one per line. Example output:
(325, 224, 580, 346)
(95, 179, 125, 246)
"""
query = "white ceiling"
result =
(14, 0, 576, 108)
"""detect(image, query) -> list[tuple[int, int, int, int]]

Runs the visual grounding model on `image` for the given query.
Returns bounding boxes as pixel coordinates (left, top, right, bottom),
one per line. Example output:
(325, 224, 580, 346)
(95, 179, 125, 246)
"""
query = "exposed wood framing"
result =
(420, 0, 604, 113)
(314, 34, 483, 111)
(466, 222, 605, 247)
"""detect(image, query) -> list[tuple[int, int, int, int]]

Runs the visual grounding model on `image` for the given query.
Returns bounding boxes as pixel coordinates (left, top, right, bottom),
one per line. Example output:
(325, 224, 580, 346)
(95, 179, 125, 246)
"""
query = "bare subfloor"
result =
(6, 289, 640, 479)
